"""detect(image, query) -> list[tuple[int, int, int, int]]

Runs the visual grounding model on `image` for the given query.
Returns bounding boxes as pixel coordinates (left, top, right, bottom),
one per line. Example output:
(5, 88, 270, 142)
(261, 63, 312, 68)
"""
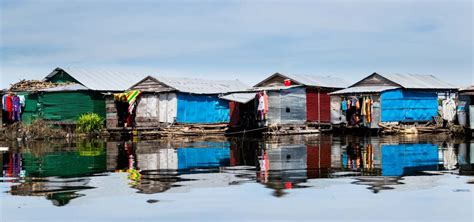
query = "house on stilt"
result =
(106, 75, 248, 135)
(329, 72, 458, 131)
(221, 73, 349, 135)
(2, 67, 146, 126)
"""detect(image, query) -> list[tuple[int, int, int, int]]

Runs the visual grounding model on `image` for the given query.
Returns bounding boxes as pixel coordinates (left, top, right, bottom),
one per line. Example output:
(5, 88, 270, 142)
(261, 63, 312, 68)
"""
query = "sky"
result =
(0, 0, 472, 88)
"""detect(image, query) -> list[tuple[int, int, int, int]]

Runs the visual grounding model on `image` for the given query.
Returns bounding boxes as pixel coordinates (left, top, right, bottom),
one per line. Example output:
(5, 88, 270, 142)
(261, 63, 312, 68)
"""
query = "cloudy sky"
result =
(0, 0, 472, 88)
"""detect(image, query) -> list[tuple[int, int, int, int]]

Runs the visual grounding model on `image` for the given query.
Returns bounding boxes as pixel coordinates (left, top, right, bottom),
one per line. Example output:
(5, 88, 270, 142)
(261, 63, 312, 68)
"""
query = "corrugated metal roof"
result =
(460, 85, 474, 92)
(45, 67, 148, 91)
(39, 84, 88, 92)
(377, 73, 457, 89)
(252, 85, 303, 91)
(152, 76, 249, 94)
(283, 73, 351, 88)
(329, 86, 400, 95)
(220, 93, 256, 104)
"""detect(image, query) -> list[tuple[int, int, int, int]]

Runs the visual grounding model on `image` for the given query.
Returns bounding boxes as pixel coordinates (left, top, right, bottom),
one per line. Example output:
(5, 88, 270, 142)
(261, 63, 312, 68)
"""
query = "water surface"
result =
(1, 135, 473, 221)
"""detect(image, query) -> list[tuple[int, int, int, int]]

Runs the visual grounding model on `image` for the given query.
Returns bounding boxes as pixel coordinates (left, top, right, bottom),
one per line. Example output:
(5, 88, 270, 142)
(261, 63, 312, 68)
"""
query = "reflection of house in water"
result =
(130, 141, 232, 194)
(458, 142, 474, 175)
(257, 144, 309, 197)
(337, 141, 382, 176)
(8, 141, 106, 206)
(381, 144, 439, 176)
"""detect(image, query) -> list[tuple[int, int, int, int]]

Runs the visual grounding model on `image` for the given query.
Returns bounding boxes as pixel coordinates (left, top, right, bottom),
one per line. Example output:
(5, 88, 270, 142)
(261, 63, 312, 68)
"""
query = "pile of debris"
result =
(8, 79, 75, 91)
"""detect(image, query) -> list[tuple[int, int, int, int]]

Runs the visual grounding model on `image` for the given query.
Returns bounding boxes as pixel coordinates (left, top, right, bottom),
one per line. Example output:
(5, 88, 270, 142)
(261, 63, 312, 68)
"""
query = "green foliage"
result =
(76, 113, 104, 133)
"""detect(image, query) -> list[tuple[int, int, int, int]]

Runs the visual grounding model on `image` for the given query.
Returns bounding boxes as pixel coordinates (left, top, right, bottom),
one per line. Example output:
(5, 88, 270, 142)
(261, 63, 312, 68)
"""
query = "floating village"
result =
(1, 67, 473, 139)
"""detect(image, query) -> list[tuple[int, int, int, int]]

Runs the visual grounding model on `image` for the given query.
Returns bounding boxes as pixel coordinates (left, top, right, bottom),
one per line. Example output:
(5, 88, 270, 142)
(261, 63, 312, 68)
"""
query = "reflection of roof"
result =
(375, 73, 457, 89)
(150, 76, 249, 94)
(330, 86, 400, 95)
(220, 93, 256, 104)
(45, 67, 148, 91)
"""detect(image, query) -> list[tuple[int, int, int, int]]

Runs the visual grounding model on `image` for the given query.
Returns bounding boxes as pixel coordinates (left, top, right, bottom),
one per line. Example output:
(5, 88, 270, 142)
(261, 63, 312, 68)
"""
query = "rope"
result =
(224, 126, 268, 135)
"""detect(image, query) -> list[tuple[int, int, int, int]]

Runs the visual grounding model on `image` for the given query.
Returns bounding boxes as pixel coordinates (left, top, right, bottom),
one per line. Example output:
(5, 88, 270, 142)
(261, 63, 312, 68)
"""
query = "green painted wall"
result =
(20, 91, 105, 124)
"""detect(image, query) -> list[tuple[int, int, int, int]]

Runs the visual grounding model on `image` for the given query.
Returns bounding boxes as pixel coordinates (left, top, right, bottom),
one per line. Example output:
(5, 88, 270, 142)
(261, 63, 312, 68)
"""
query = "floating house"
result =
(330, 72, 457, 129)
(221, 73, 348, 133)
(106, 75, 248, 130)
(5, 67, 146, 125)
(459, 86, 474, 130)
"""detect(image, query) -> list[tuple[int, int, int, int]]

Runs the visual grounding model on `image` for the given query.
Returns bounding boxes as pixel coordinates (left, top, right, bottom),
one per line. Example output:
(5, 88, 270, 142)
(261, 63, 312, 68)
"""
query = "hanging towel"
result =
(442, 98, 456, 122)
(341, 100, 347, 111)
(361, 97, 366, 115)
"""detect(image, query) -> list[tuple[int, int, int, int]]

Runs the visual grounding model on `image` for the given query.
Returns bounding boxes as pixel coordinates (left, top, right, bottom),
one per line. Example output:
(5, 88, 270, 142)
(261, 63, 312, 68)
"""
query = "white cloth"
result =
(257, 95, 265, 111)
(443, 145, 457, 170)
(18, 95, 25, 107)
(442, 98, 456, 121)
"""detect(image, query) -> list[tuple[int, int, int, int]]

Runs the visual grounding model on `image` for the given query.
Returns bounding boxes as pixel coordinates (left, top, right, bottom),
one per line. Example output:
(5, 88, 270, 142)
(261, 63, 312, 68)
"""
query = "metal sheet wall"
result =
(176, 93, 230, 124)
(268, 87, 307, 125)
(470, 105, 474, 129)
(159, 93, 177, 124)
(381, 89, 438, 122)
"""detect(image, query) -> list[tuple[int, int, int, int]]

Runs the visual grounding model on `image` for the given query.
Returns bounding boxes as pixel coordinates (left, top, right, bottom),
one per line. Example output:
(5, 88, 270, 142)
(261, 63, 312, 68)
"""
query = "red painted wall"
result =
(306, 88, 331, 123)
(229, 101, 240, 128)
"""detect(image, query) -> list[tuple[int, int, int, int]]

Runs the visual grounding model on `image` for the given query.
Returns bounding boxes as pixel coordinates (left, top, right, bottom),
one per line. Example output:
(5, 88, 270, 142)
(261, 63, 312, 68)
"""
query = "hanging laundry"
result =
(18, 95, 25, 107)
(12, 95, 21, 122)
(361, 97, 366, 115)
(347, 99, 351, 107)
(263, 91, 268, 114)
(341, 100, 347, 111)
(355, 99, 360, 110)
(351, 98, 357, 107)
(366, 97, 372, 123)
(442, 98, 456, 122)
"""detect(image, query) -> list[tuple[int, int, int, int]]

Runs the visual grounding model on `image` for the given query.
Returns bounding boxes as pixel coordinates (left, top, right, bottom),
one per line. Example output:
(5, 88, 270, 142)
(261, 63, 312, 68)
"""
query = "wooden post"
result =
(318, 87, 321, 130)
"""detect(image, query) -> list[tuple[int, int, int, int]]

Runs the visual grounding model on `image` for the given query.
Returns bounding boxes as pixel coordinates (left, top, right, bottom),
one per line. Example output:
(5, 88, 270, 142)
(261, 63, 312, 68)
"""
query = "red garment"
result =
(5, 95, 12, 112)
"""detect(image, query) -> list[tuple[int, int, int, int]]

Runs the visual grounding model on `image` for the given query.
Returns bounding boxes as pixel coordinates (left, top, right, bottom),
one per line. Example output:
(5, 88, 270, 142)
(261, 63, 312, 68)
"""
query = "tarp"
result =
(176, 93, 230, 123)
(381, 89, 438, 122)
(220, 93, 256, 104)
(381, 144, 438, 176)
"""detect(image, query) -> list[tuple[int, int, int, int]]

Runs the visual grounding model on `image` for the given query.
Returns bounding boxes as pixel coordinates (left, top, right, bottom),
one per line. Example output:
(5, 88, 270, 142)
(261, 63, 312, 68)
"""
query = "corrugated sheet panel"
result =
(330, 86, 400, 95)
(45, 67, 148, 91)
(153, 76, 249, 94)
(38, 91, 106, 122)
(381, 144, 438, 176)
(176, 93, 230, 123)
(220, 93, 256, 104)
(470, 105, 474, 129)
(330, 96, 346, 124)
(306, 88, 330, 123)
(306, 143, 331, 178)
(381, 89, 438, 122)
(284, 73, 350, 88)
(267, 87, 307, 125)
(379, 73, 457, 89)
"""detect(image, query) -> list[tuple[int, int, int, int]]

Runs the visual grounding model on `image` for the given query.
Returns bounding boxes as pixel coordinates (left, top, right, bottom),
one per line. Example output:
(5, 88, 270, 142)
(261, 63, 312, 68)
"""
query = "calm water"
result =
(1, 135, 473, 222)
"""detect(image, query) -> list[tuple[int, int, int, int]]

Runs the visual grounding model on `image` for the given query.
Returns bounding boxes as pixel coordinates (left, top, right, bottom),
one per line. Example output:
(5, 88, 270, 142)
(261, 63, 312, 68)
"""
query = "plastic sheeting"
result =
(381, 144, 438, 176)
(381, 89, 438, 122)
(176, 93, 230, 124)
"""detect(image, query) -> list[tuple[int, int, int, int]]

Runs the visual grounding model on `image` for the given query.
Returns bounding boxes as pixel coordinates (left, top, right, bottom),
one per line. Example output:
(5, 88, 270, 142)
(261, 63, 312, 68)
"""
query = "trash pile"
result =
(8, 80, 74, 91)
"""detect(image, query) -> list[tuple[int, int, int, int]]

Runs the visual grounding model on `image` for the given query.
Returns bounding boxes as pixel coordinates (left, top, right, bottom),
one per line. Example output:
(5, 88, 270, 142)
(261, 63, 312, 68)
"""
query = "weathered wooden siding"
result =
(135, 94, 160, 127)
(306, 88, 331, 123)
(158, 93, 177, 123)
(352, 73, 399, 87)
(268, 87, 307, 125)
(131, 77, 173, 92)
(105, 96, 118, 129)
